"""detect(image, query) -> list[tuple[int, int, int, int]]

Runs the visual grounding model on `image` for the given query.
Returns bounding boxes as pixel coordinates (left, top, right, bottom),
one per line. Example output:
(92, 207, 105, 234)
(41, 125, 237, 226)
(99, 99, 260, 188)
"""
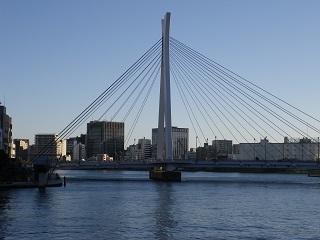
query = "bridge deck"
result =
(58, 160, 320, 173)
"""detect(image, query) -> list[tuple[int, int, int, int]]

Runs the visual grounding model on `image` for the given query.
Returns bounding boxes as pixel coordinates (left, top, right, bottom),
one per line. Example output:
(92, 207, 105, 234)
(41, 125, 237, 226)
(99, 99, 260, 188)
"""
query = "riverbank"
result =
(0, 150, 63, 189)
(0, 150, 33, 183)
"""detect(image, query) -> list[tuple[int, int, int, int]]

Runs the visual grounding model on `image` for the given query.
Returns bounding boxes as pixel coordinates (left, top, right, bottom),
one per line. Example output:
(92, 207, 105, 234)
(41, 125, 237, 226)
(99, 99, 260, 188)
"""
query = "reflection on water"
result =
(154, 183, 177, 240)
(0, 191, 10, 240)
(0, 171, 320, 240)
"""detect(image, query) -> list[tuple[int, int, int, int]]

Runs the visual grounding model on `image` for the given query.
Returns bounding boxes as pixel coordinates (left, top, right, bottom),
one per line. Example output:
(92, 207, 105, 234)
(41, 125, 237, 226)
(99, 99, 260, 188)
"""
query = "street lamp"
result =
(253, 138, 256, 161)
(264, 137, 267, 161)
(318, 137, 319, 162)
(196, 136, 198, 149)
(215, 136, 217, 160)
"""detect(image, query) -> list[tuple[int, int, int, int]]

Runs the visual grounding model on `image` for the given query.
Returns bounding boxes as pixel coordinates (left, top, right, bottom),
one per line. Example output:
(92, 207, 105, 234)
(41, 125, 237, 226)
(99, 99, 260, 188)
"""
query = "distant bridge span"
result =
(58, 160, 320, 174)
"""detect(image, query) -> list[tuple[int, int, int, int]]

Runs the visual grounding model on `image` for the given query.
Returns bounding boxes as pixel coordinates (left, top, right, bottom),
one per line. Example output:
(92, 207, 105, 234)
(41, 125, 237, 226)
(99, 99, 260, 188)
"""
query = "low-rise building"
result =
(187, 148, 197, 161)
(197, 140, 233, 160)
(124, 138, 152, 161)
(137, 138, 152, 161)
(66, 134, 86, 157)
(233, 137, 320, 161)
(34, 134, 66, 160)
(96, 154, 113, 161)
(14, 139, 29, 161)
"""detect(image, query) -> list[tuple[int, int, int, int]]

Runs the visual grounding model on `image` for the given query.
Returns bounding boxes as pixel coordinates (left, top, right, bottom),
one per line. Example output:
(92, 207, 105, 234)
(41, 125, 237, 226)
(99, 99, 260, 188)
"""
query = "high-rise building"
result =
(102, 122, 124, 159)
(14, 139, 29, 161)
(34, 134, 66, 160)
(152, 127, 189, 160)
(86, 121, 104, 158)
(0, 105, 13, 156)
(86, 121, 124, 159)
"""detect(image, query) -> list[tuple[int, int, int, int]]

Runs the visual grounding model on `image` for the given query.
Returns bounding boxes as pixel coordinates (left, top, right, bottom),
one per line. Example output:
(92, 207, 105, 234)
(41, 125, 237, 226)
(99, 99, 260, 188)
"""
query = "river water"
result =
(0, 171, 320, 240)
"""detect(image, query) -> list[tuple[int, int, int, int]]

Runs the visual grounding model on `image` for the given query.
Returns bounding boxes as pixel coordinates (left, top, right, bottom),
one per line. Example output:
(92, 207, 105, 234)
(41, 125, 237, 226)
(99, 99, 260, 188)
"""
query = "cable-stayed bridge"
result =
(34, 12, 320, 181)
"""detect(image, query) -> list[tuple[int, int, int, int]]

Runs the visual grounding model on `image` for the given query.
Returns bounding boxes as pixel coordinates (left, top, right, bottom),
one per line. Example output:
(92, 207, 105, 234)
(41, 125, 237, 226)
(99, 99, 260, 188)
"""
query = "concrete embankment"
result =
(0, 150, 63, 189)
(0, 151, 34, 188)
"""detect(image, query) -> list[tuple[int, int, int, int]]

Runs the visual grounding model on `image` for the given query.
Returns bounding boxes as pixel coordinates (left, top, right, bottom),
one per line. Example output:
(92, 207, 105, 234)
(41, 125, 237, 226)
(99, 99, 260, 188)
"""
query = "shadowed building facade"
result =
(0, 105, 13, 157)
(14, 139, 29, 161)
(86, 121, 124, 159)
(34, 134, 66, 160)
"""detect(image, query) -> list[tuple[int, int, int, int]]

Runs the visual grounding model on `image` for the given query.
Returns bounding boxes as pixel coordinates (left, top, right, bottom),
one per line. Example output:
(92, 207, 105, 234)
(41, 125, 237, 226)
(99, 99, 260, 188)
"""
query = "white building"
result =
(233, 137, 319, 161)
(10, 141, 15, 158)
(152, 127, 189, 160)
(58, 139, 67, 157)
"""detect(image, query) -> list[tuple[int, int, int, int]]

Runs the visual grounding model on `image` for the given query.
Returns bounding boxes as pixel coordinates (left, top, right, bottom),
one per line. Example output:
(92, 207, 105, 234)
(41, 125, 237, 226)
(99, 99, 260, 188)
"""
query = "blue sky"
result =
(1, 0, 320, 146)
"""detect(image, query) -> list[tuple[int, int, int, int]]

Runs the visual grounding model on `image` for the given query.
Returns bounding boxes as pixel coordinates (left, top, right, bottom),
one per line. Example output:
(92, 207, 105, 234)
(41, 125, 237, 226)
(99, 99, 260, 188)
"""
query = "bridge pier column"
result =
(149, 163, 181, 182)
(150, 12, 181, 182)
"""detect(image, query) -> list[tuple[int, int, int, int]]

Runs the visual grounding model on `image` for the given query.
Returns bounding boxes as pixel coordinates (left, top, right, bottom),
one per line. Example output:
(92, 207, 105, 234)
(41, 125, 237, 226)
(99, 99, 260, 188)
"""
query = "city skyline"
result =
(1, 4, 320, 239)
(1, 1, 320, 147)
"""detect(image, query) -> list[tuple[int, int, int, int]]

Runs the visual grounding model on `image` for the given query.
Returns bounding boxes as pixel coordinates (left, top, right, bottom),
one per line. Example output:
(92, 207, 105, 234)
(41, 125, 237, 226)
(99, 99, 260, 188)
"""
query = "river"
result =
(0, 171, 320, 239)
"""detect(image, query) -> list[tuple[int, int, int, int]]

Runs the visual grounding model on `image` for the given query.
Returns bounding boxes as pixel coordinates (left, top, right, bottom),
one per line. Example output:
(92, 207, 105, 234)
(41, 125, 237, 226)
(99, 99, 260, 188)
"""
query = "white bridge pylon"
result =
(157, 12, 173, 162)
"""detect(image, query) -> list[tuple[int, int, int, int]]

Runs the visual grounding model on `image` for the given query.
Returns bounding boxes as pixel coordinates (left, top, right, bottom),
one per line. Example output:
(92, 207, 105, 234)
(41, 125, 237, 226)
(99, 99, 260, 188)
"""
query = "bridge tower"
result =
(157, 12, 173, 162)
(150, 12, 181, 181)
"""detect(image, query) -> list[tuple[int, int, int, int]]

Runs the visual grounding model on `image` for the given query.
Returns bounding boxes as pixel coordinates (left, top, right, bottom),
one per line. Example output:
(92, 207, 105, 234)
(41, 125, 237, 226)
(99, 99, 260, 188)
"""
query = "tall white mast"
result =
(157, 12, 173, 161)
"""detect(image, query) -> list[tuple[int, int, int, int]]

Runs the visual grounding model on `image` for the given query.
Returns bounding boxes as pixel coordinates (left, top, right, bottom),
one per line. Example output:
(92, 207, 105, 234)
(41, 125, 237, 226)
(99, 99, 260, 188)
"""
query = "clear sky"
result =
(1, 0, 320, 147)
